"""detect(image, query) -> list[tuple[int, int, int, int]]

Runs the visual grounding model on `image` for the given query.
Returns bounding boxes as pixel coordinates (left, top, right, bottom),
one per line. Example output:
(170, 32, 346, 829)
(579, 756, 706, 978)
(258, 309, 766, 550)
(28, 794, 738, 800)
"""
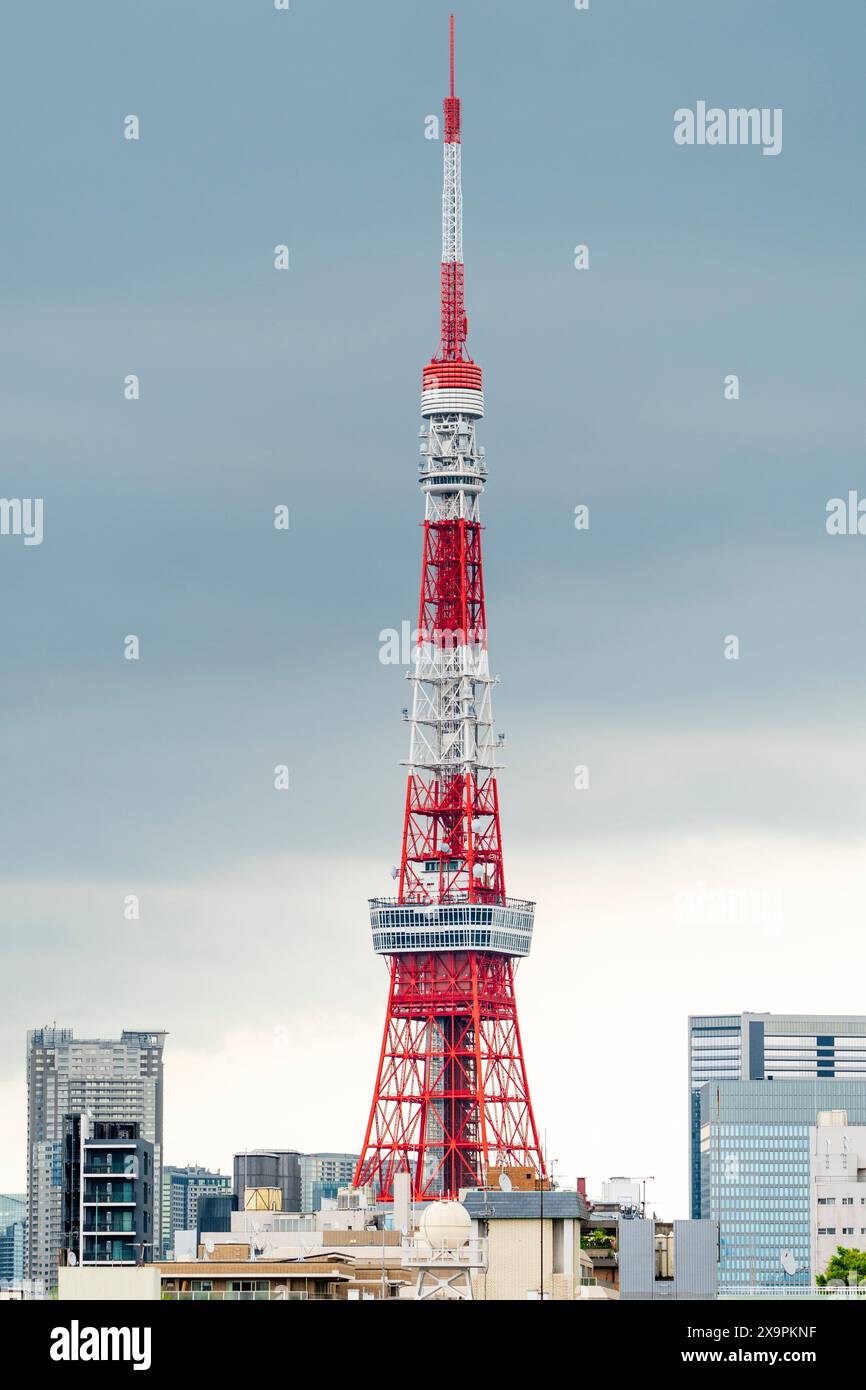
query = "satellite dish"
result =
(781, 1250, 797, 1277)
(68, 1252, 77, 1267)
(498, 1172, 513, 1192)
(390, 866, 399, 880)
(204, 1240, 215, 1254)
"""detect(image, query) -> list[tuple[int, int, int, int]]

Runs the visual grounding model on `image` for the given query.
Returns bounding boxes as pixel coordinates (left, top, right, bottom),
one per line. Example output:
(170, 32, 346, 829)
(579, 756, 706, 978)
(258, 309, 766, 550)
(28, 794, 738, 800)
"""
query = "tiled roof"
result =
(461, 1189, 589, 1220)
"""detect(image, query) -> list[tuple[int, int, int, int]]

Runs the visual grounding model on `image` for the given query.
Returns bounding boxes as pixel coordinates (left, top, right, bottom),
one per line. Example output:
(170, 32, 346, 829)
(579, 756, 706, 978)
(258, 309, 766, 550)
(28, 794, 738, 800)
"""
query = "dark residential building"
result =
(61, 1114, 154, 1267)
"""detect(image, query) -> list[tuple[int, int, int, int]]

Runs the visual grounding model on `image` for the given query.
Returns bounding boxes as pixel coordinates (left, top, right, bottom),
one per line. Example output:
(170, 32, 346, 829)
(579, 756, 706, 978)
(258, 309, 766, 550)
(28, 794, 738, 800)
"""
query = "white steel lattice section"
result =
(442, 143, 463, 264)
(409, 413, 496, 780)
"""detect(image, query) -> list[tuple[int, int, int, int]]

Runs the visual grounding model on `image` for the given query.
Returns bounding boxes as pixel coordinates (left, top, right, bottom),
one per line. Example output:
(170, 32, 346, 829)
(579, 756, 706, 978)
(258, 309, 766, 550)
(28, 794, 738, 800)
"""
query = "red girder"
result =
(439, 261, 468, 362)
(418, 518, 485, 644)
(354, 953, 544, 1201)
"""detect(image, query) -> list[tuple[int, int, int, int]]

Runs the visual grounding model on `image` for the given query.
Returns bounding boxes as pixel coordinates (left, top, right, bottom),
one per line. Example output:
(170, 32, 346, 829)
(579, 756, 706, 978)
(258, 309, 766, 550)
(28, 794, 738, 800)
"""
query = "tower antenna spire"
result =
(439, 15, 466, 360)
(450, 12, 455, 98)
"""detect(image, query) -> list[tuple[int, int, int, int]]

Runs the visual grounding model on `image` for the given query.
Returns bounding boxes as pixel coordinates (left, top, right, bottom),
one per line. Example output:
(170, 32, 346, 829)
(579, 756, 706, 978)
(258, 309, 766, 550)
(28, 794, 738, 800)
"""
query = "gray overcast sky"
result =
(2, 0, 865, 1217)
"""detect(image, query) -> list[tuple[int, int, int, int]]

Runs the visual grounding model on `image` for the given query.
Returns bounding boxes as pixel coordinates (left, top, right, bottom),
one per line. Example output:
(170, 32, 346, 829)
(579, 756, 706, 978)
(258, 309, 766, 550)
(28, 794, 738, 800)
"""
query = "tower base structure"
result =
(355, 946, 544, 1201)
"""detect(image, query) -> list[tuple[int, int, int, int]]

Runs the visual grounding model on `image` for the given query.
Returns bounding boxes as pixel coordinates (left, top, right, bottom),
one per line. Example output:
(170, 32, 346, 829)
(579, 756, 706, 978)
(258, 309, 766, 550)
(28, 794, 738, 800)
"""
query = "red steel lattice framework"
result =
(354, 16, 544, 1202)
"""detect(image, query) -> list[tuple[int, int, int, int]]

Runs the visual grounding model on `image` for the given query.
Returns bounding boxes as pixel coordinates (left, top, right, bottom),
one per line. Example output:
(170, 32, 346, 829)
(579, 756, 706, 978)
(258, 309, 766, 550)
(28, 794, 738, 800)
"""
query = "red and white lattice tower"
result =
(354, 15, 545, 1202)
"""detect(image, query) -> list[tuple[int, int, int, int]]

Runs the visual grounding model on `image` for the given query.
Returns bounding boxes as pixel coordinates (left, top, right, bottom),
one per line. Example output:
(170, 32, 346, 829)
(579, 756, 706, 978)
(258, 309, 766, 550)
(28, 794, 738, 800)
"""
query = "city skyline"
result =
(3, 0, 866, 1227)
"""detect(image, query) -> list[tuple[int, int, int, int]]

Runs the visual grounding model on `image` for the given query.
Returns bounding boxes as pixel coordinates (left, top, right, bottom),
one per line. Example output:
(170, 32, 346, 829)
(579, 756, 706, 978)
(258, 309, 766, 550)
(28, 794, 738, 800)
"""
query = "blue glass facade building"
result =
(689, 1013, 866, 1219)
(698, 1079, 866, 1288)
(0, 1193, 26, 1284)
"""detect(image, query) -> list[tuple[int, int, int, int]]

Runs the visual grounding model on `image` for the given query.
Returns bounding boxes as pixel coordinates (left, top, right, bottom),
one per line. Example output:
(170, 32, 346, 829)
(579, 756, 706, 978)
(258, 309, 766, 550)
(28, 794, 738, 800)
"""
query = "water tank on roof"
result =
(419, 1201, 471, 1250)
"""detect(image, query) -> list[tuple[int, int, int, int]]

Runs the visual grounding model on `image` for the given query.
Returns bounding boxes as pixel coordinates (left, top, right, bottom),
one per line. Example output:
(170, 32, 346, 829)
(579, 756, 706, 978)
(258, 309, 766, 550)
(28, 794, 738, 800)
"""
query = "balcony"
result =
(83, 1215, 135, 1234)
(83, 1159, 137, 1177)
(83, 1184, 135, 1205)
(369, 897, 534, 958)
(83, 1239, 137, 1264)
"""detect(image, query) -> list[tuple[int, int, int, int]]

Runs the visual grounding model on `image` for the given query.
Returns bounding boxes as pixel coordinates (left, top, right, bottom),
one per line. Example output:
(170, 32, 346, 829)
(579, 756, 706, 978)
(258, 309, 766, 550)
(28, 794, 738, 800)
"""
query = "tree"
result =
(816, 1246, 866, 1286)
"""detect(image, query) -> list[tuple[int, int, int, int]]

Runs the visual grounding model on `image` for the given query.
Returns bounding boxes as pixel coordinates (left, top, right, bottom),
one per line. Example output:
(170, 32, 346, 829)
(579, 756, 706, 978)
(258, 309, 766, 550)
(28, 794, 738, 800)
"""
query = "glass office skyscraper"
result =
(698, 1079, 866, 1288)
(688, 1013, 866, 1218)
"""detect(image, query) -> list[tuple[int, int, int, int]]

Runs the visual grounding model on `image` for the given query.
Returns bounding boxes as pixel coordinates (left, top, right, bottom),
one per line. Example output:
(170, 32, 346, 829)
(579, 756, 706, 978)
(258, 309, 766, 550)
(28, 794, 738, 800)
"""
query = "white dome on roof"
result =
(419, 1201, 471, 1249)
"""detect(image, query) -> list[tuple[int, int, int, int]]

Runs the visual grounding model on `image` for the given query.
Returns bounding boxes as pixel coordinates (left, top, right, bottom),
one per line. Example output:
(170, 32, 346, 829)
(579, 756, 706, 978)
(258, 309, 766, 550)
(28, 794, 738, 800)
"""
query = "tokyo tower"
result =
(354, 15, 545, 1202)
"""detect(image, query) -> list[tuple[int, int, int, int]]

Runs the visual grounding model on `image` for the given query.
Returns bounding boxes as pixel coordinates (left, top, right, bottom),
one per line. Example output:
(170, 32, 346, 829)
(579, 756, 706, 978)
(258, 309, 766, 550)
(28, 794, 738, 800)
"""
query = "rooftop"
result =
(461, 1189, 589, 1221)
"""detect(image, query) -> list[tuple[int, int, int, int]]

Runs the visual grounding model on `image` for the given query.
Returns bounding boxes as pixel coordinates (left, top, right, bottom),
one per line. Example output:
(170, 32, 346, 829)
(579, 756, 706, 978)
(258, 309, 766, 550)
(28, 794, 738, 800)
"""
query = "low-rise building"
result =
(809, 1110, 866, 1283)
(461, 1188, 600, 1300)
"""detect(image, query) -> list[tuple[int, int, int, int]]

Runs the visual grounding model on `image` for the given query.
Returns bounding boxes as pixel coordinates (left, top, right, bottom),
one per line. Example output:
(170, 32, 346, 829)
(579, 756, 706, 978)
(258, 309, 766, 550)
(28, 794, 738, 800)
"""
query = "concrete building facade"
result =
(461, 1189, 592, 1301)
(809, 1109, 866, 1283)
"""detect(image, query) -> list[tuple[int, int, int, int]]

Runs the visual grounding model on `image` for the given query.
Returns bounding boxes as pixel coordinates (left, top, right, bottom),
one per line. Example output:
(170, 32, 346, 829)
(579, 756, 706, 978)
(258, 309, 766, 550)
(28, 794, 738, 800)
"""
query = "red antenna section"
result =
(354, 16, 544, 1203)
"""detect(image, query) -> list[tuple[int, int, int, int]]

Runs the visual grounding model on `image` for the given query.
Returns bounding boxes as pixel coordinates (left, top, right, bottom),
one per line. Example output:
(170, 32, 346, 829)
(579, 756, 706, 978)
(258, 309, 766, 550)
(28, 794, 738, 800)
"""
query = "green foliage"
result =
(580, 1228, 615, 1250)
(816, 1246, 866, 1286)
